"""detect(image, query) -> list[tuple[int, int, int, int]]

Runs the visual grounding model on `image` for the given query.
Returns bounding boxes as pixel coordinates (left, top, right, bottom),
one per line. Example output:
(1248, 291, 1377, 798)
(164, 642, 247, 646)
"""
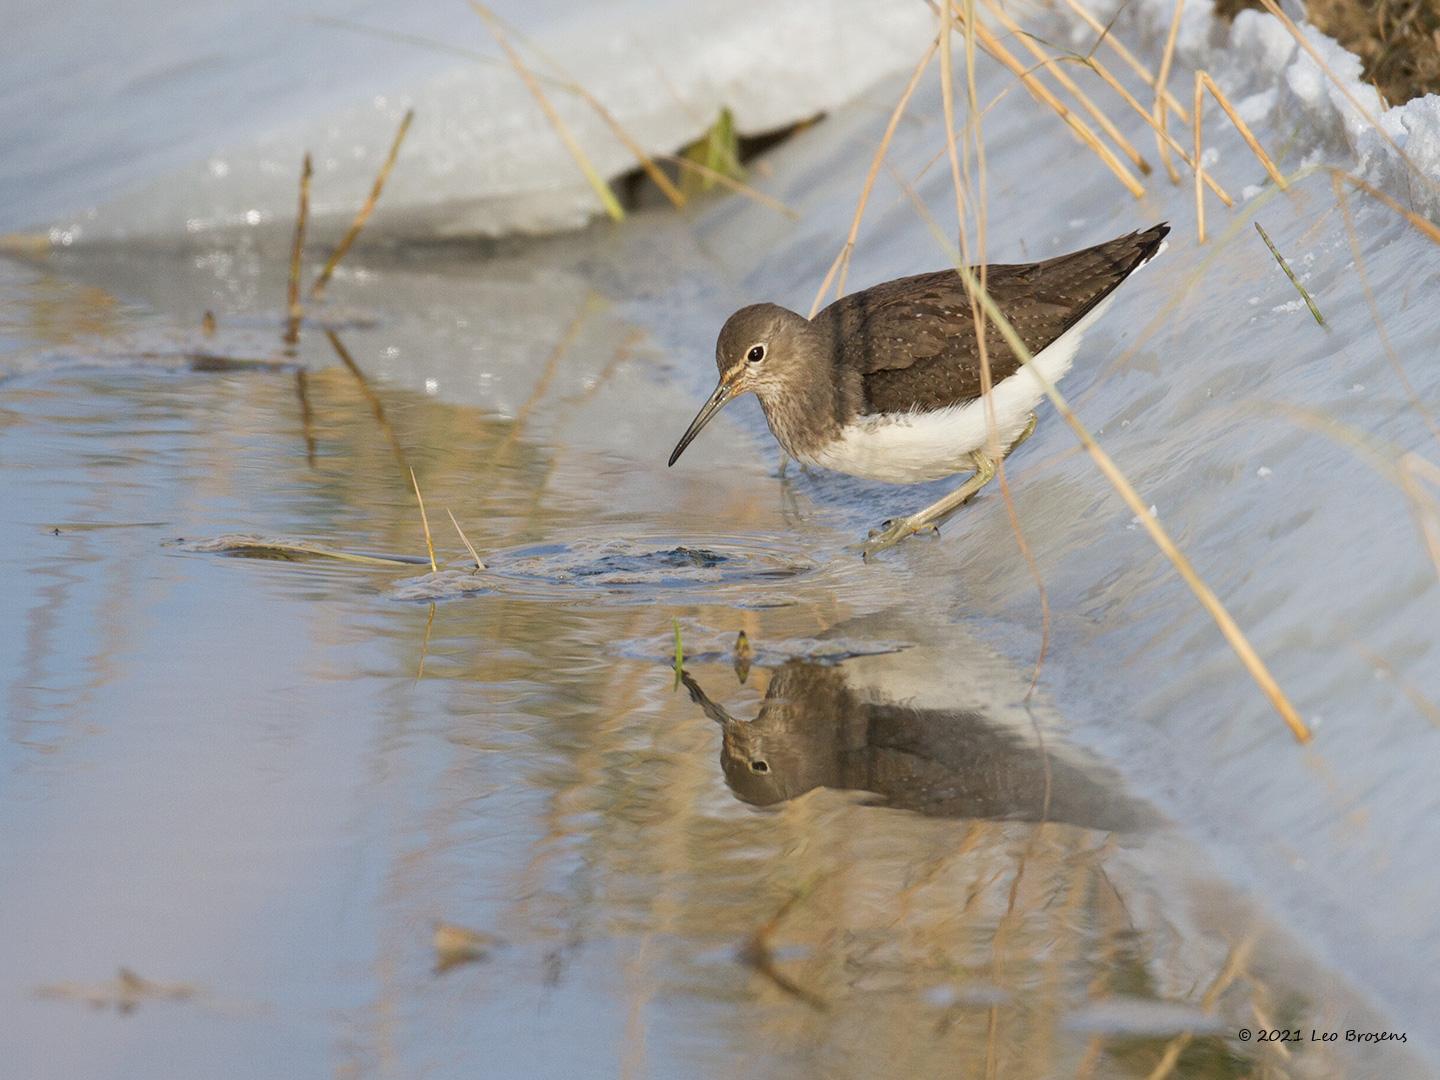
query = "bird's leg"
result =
(861, 451, 997, 557)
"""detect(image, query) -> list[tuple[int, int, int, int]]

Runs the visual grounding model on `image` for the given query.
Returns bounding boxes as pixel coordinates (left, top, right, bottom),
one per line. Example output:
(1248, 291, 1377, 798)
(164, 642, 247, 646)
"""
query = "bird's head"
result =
(668, 303, 816, 466)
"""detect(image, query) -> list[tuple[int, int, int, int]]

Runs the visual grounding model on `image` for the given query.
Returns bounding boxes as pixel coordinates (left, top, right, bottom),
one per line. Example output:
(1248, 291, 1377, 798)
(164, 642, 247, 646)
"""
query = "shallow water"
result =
(0, 238, 1428, 1079)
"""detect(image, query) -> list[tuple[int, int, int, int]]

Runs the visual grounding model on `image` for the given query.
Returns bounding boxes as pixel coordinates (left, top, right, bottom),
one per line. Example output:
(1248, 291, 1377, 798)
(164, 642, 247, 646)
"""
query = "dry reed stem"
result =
(484, 296, 595, 481)
(1194, 72, 1207, 242)
(325, 330, 411, 468)
(809, 37, 939, 317)
(416, 601, 435, 681)
(483, 9, 688, 212)
(655, 153, 796, 218)
(1153, 0, 1185, 184)
(1331, 168, 1440, 244)
(953, 10, 1146, 197)
(1146, 936, 1255, 1080)
(1350, 639, 1440, 727)
(948, 4, 1054, 694)
(1269, 403, 1440, 580)
(409, 467, 438, 573)
(892, 180, 1311, 743)
(1331, 173, 1440, 440)
(1401, 453, 1440, 580)
(1076, 53, 1233, 203)
(284, 153, 312, 347)
(323, 14, 705, 213)
(1056, 0, 1191, 121)
(446, 508, 487, 570)
(470, 1, 624, 221)
(978, 0, 1152, 175)
(1259, 0, 1436, 193)
(1197, 71, 1287, 189)
(1253, 221, 1326, 325)
(309, 110, 414, 300)
(294, 369, 317, 467)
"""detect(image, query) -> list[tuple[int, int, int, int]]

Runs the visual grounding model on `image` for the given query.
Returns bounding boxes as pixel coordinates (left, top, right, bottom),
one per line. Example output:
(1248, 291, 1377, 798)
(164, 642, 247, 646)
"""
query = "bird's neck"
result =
(755, 329, 844, 458)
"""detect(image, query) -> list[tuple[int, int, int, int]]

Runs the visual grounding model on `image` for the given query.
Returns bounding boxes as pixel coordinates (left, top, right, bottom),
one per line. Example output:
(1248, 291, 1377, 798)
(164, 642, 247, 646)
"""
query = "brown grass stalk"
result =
(1147, 937, 1255, 1080)
(325, 330, 411, 468)
(1153, 0, 1185, 184)
(1056, 0, 1191, 122)
(978, 0, 1152, 176)
(309, 109, 414, 300)
(1194, 71, 1207, 242)
(294, 369, 317, 467)
(656, 153, 795, 218)
(323, 13, 693, 213)
(809, 37, 939, 316)
(482, 8, 689, 212)
(1258, 0, 1436, 193)
(284, 153, 312, 347)
(1330, 168, 1440, 244)
(892, 179, 1311, 743)
(446, 508, 487, 570)
(952, 9, 1147, 197)
(1331, 173, 1440, 440)
(409, 467, 438, 573)
(1197, 71, 1287, 189)
(470, 1, 625, 221)
(1079, 53, 1233, 204)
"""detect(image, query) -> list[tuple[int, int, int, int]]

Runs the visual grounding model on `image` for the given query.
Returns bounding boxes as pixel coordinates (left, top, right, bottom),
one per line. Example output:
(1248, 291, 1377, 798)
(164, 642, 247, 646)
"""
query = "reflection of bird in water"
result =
(681, 658, 1153, 834)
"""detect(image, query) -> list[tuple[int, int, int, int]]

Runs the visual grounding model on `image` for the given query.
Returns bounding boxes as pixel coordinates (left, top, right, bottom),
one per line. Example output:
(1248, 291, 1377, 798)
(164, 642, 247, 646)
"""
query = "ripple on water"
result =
(400, 534, 819, 605)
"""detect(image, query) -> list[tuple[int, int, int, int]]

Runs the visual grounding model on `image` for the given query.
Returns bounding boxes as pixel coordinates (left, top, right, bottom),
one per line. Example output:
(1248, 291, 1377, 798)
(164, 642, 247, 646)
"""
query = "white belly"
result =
(801, 294, 1113, 484)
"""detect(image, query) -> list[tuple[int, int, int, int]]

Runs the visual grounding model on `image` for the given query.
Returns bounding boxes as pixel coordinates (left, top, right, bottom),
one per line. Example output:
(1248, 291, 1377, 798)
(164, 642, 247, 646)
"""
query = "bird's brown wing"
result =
(819, 225, 1168, 416)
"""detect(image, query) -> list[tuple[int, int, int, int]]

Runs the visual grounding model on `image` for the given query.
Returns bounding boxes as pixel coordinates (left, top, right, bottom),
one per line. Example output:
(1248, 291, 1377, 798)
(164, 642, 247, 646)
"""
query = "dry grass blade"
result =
(409, 467, 438, 573)
(1254, 221, 1326, 326)
(892, 179, 1311, 743)
(1075, 53, 1233, 204)
(446, 507, 487, 570)
(951, 8, 1146, 197)
(294, 369, 317, 467)
(656, 153, 796, 218)
(486, 9, 687, 212)
(284, 153, 313, 347)
(309, 110, 414, 300)
(1152, 0, 1185, 184)
(1147, 937, 1255, 1080)
(1197, 71, 1286, 189)
(1331, 173, 1440, 440)
(187, 535, 423, 566)
(978, 0, 1152, 176)
(325, 330, 410, 468)
(320, 13, 685, 211)
(1400, 453, 1440, 581)
(1351, 639, 1440, 727)
(1258, 0, 1436, 193)
(809, 37, 939, 316)
(470, 1, 624, 222)
(1057, 0, 1191, 121)
(1331, 167, 1440, 244)
(1193, 68, 1207, 242)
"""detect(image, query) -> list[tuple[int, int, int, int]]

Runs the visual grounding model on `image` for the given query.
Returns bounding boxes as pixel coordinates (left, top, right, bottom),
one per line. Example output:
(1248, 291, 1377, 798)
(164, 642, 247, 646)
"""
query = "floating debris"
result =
(433, 922, 501, 975)
(36, 967, 197, 1014)
(177, 534, 426, 567)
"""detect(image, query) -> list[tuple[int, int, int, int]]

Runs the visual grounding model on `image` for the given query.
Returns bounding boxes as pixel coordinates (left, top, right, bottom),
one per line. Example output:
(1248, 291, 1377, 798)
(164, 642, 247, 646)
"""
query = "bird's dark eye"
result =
(746, 344, 766, 364)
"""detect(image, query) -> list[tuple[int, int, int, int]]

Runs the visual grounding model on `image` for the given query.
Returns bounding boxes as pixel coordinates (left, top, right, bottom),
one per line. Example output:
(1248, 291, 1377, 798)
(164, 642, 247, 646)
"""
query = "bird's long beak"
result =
(668, 379, 735, 466)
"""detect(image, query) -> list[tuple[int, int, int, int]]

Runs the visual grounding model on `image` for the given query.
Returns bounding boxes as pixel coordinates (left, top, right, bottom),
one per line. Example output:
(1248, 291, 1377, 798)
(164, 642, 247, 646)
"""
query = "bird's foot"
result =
(859, 516, 938, 559)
